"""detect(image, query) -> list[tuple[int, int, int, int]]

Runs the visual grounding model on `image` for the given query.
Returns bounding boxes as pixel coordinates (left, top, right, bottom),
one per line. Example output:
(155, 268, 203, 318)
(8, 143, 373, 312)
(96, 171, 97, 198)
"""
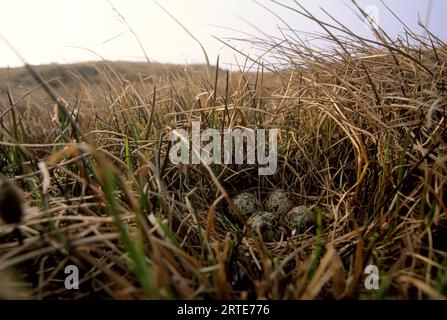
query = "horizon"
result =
(1, 0, 446, 70)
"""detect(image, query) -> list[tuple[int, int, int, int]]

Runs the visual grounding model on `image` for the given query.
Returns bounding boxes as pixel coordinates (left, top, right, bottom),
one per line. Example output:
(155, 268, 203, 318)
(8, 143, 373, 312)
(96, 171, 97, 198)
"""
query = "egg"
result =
(230, 192, 262, 218)
(247, 211, 280, 242)
(285, 205, 316, 234)
(265, 189, 294, 218)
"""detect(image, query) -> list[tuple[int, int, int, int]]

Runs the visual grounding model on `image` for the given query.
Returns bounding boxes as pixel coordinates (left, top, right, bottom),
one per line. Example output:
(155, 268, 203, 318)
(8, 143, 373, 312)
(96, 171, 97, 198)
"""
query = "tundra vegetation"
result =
(0, 4, 446, 299)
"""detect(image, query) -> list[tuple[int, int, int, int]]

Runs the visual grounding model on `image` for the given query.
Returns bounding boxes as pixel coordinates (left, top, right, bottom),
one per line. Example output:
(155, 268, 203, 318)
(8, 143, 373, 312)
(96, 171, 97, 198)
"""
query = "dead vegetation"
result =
(0, 3, 446, 299)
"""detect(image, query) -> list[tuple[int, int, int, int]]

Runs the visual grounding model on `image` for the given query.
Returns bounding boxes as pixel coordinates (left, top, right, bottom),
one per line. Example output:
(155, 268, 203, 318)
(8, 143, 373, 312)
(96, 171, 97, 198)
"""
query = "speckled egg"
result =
(285, 205, 316, 234)
(230, 192, 262, 218)
(265, 189, 294, 218)
(247, 211, 280, 242)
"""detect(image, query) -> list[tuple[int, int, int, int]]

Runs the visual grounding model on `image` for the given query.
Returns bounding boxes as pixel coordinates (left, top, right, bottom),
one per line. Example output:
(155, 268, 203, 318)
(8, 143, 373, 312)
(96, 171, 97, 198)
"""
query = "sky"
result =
(0, 0, 446, 69)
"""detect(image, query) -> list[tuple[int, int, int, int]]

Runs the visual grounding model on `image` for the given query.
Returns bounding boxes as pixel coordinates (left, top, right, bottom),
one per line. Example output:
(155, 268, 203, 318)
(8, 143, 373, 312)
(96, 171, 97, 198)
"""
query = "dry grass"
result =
(0, 3, 446, 299)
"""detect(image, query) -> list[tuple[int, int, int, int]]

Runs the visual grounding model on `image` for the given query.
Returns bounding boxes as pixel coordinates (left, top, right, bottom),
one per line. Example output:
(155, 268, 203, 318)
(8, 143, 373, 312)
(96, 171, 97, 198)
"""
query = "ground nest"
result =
(1, 3, 447, 300)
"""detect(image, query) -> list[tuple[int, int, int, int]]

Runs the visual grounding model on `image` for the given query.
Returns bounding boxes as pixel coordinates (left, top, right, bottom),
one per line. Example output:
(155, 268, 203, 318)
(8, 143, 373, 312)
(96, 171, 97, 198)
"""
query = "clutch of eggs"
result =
(231, 189, 319, 240)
